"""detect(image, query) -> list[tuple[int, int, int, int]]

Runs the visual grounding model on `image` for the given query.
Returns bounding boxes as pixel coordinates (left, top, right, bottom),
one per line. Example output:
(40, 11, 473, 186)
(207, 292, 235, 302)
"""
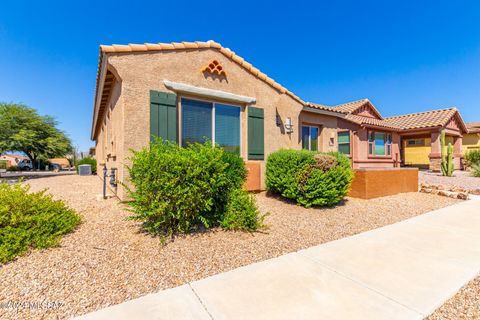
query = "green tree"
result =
(0, 103, 72, 167)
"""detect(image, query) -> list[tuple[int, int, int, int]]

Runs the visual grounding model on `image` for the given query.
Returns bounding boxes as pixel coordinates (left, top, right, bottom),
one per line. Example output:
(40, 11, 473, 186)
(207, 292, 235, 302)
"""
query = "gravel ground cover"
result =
(0, 175, 460, 319)
(419, 170, 480, 192)
(428, 276, 480, 319)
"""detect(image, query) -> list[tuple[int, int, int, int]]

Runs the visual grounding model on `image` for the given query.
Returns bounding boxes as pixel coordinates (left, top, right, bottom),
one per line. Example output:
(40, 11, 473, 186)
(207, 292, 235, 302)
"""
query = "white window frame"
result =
(178, 96, 243, 154)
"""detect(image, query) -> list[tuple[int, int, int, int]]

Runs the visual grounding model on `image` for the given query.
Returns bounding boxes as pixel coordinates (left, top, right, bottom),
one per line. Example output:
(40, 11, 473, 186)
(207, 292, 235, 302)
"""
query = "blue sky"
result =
(0, 1, 479, 151)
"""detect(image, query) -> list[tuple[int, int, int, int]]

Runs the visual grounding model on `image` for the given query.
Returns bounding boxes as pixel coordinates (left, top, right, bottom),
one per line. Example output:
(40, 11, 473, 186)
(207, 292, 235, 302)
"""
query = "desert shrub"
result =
(465, 150, 480, 168)
(266, 149, 354, 207)
(75, 157, 97, 174)
(220, 189, 266, 231)
(6, 165, 21, 172)
(0, 182, 81, 263)
(125, 140, 263, 235)
(471, 164, 480, 177)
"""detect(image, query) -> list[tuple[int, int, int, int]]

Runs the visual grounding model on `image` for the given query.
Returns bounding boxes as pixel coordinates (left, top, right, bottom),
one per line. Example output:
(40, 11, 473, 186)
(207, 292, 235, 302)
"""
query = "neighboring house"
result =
(464, 122, 480, 154)
(90, 40, 469, 199)
(48, 158, 70, 169)
(311, 102, 467, 170)
(0, 154, 29, 167)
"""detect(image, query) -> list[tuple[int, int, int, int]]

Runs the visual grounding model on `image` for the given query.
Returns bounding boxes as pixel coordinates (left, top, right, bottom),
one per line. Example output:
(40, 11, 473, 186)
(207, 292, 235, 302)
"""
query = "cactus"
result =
(440, 130, 454, 177)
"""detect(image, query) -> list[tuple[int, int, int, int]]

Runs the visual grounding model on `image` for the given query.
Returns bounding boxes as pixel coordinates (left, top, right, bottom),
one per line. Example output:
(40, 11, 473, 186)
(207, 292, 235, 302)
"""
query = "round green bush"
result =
(125, 140, 263, 235)
(266, 149, 354, 207)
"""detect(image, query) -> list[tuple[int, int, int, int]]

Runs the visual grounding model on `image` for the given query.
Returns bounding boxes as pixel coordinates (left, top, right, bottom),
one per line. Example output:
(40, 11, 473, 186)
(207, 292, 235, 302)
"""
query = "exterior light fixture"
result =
(285, 117, 293, 133)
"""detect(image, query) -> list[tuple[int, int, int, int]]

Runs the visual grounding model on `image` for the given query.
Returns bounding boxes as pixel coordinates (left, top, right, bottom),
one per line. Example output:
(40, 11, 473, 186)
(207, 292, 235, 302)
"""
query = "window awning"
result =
(163, 80, 256, 104)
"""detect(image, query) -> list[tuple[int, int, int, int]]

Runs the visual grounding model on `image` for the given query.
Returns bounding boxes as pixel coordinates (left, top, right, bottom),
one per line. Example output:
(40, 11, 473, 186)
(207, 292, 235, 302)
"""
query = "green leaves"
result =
(266, 149, 354, 207)
(0, 182, 80, 264)
(125, 139, 263, 235)
(0, 103, 72, 161)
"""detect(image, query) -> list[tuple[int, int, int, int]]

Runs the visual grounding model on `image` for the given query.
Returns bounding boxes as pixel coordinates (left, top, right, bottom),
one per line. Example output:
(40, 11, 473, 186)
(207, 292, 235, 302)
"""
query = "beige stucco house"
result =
(91, 41, 340, 199)
(91, 40, 470, 200)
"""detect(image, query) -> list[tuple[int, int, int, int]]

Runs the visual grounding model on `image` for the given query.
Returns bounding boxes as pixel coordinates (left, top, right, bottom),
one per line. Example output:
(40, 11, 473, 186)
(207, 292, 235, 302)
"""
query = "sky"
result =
(0, 1, 479, 151)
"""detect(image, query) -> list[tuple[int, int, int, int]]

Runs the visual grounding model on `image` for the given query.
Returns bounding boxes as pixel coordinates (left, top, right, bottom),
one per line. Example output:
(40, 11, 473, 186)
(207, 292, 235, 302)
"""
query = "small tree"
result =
(0, 103, 72, 168)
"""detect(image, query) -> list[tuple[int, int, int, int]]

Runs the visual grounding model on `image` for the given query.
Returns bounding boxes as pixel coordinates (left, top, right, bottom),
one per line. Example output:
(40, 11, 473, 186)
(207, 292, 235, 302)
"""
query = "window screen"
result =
(181, 98, 212, 146)
(215, 104, 240, 153)
(338, 131, 350, 155)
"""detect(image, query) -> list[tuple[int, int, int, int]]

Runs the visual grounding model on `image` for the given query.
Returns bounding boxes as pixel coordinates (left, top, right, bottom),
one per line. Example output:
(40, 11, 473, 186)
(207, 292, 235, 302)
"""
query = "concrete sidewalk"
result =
(76, 198, 480, 320)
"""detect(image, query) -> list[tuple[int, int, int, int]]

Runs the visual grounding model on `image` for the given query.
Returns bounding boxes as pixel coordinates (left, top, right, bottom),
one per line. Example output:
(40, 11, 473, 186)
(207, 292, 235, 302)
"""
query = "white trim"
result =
(164, 80, 256, 104)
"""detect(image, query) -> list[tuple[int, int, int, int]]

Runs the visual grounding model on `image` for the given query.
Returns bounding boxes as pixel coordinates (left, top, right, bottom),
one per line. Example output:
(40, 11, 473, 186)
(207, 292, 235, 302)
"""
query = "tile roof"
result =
(467, 122, 480, 133)
(307, 102, 466, 132)
(384, 108, 460, 130)
(97, 40, 303, 104)
(344, 114, 399, 129)
(307, 99, 384, 119)
(92, 40, 470, 138)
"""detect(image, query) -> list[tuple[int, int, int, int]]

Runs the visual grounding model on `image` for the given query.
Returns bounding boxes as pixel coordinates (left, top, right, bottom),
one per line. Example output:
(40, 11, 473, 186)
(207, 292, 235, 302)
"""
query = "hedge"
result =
(266, 149, 354, 207)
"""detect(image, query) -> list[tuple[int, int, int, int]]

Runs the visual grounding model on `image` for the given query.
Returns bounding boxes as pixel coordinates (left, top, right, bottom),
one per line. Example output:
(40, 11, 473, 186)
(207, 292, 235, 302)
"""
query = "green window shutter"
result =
(150, 90, 177, 142)
(248, 107, 264, 160)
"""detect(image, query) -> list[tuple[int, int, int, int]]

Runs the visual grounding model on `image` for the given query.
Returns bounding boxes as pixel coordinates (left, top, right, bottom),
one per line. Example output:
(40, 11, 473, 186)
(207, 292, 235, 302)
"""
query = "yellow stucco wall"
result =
(463, 133, 480, 154)
(403, 138, 431, 166)
(403, 136, 456, 167)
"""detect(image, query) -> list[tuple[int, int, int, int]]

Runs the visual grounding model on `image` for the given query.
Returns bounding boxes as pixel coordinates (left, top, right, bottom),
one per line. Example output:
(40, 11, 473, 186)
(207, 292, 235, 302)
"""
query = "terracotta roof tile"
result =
(97, 40, 304, 105)
(384, 108, 459, 130)
(333, 99, 370, 114)
(344, 114, 398, 129)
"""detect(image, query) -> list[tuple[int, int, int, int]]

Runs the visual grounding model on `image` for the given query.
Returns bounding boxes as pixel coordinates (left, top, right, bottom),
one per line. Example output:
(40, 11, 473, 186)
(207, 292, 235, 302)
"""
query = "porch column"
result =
(429, 131, 442, 171)
(453, 136, 463, 170)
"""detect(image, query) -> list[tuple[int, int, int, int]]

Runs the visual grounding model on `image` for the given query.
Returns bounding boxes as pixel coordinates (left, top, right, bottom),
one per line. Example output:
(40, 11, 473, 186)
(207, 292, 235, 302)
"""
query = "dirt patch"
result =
(0, 175, 461, 319)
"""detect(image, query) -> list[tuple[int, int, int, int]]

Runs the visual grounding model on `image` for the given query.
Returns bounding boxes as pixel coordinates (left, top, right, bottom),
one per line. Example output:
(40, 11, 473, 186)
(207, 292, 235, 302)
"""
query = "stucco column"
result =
(453, 136, 463, 170)
(429, 131, 442, 171)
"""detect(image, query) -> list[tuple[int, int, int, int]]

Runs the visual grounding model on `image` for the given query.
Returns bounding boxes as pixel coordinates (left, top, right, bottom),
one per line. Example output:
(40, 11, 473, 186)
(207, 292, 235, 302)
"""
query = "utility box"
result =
(78, 164, 92, 176)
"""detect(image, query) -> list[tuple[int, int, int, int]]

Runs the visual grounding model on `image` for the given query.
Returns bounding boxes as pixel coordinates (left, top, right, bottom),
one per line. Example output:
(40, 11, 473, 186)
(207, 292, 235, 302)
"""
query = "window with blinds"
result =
(338, 131, 350, 155)
(181, 98, 240, 153)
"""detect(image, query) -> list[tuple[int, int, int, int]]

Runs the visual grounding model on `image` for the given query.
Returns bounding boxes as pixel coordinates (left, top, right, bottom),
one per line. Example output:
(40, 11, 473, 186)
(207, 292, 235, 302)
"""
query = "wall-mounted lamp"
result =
(285, 117, 294, 134)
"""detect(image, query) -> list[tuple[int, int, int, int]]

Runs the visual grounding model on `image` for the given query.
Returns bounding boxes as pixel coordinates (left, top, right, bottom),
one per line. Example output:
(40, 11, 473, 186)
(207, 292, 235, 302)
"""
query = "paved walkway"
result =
(76, 198, 480, 320)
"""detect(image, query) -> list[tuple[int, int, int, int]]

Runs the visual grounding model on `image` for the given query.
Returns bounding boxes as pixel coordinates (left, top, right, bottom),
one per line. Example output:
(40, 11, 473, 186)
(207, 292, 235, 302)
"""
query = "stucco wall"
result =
(463, 133, 480, 154)
(337, 119, 400, 168)
(96, 48, 337, 198)
(403, 138, 431, 167)
(95, 78, 124, 194)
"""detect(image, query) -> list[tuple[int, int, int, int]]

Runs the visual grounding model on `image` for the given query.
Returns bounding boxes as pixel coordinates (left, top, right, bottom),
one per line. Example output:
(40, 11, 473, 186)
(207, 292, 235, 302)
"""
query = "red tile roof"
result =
(93, 40, 469, 137)
(384, 108, 462, 130)
(97, 41, 303, 104)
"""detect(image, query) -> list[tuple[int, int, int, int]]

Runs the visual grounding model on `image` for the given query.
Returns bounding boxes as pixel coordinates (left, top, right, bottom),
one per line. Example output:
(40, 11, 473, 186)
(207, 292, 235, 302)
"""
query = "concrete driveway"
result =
(76, 197, 480, 320)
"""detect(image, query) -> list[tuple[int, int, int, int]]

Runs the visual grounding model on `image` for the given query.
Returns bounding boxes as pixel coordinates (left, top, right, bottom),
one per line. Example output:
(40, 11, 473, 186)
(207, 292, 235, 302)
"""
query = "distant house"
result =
(0, 154, 29, 167)
(48, 158, 70, 169)
(90, 40, 470, 199)
(464, 122, 480, 153)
